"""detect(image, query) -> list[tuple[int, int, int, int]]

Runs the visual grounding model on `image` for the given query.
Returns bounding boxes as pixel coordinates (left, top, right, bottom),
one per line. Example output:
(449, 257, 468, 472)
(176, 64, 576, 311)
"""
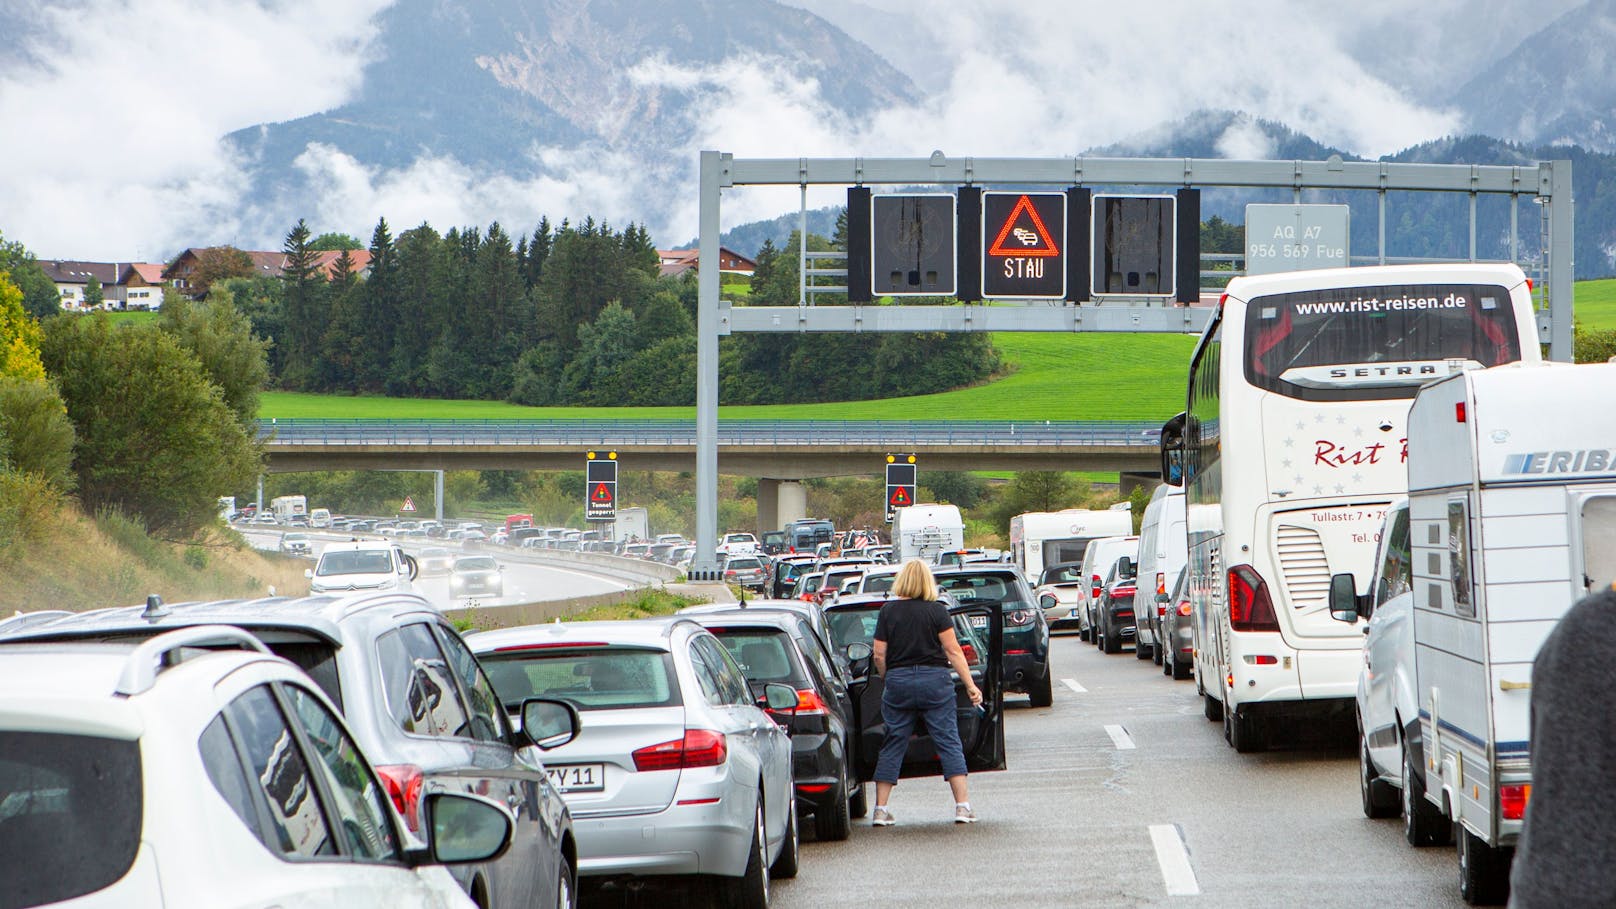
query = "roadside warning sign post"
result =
(982, 192, 1067, 299)
(885, 455, 917, 523)
(400, 496, 416, 513)
(586, 451, 618, 522)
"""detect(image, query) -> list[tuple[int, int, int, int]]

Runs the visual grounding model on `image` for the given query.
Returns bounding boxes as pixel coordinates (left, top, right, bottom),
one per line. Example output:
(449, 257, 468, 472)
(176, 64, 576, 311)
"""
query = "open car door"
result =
(848, 603, 1005, 781)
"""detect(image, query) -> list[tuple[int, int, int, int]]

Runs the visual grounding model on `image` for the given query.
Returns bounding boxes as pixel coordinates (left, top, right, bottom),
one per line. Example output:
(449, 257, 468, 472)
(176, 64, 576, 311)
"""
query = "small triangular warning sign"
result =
(889, 486, 911, 506)
(593, 483, 613, 502)
(988, 195, 1060, 257)
(401, 496, 415, 512)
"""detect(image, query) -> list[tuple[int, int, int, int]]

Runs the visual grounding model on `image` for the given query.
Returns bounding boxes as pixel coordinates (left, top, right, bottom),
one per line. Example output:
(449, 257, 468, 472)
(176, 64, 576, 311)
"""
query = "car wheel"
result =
(719, 798, 770, 909)
(1079, 622, 1091, 642)
(771, 796, 799, 879)
(1403, 741, 1451, 847)
(1457, 824, 1512, 905)
(555, 855, 576, 909)
(1102, 620, 1121, 654)
(848, 781, 868, 819)
(1027, 665, 1054, 707)
(1171, 652, 1193, 681)
(815, 766, 853, 841)
(1135, 635, 1152, 660)
(1203, 692, 1224, 722)
(1359, 725, 1398, 819)
(1162, 647, 1173, 676)
(1152, 632, 1164, 665)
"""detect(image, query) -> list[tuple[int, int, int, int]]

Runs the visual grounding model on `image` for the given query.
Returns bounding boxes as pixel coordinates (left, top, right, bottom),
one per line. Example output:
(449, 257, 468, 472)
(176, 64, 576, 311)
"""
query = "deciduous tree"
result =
(0, 274, 45, 382)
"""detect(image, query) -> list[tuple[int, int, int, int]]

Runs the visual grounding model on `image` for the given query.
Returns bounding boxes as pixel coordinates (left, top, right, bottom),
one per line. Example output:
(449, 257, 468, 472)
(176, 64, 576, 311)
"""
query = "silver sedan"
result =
(469, 617, 799, 907)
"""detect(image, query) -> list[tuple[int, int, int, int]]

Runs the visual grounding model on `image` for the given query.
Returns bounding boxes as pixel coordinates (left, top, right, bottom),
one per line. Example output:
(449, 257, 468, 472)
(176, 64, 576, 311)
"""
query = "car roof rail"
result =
(115, 624, 272, 696)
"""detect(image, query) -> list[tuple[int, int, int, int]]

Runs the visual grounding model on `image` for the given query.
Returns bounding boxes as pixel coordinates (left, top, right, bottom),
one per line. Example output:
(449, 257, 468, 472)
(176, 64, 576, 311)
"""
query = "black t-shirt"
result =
(874, 598, 952, 670)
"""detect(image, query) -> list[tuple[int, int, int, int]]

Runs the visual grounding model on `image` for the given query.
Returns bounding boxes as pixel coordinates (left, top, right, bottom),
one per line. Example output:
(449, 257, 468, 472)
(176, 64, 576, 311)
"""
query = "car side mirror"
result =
(304, 568, 313, 579)
(845, 642, 873, 662)
(1155, 591, 1170, 605)
(519, 698, 580, 750)
(410, 792, 514, 866)
(1117, 556, 1134, 578)
(763, 682, 799, 713)
(1329, 573, 1361, 623)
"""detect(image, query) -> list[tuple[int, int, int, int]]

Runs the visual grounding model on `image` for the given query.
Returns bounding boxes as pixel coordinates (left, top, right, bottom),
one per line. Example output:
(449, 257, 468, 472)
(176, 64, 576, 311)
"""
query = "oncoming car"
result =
(450, 555, 504, 600)
(307, 540, 418, 595)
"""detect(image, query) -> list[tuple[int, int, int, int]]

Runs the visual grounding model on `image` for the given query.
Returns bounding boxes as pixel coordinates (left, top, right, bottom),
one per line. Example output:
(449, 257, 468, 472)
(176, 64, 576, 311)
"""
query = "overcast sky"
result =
(0, 0, 1582, 261)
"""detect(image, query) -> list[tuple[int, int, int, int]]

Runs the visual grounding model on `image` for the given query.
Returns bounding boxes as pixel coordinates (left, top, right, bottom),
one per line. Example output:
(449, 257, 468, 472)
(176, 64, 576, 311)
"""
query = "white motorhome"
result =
(1009, 505, 1134, 582)
(270, 495, 307, 522)
(1161, 263, 1542, 753)
(891, 504, 965, 563)
(1332, 361, 1616, 904)
(614, 506, 649, 542)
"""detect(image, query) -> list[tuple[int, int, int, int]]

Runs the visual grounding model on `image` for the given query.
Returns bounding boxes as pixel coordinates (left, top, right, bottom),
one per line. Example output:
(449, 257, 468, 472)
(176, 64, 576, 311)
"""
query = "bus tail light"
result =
(1228, 565, 1280, 632)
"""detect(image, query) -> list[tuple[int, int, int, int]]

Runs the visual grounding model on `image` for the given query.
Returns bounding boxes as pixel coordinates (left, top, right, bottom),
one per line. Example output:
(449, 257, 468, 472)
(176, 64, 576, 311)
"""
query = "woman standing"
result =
(870, 559, 983, 826)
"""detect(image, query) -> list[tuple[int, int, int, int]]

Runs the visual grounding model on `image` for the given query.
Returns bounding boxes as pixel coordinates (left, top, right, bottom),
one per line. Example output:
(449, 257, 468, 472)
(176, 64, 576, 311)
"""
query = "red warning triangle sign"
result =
(592, 483, 613, 502)
(889, 486, 911, 507)
(988, 195, 1060, 258)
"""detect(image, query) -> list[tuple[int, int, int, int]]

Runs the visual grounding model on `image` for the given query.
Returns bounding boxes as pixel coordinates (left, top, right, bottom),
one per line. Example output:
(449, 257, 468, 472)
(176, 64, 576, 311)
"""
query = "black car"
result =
(821, 592, 1008, 787)
(761, 531, 786, 555)
(1094, 555, 1140, 655)
(770, 554, 818, 599)
(933, 566, 1054, 707)
(691, 608, 862, 838)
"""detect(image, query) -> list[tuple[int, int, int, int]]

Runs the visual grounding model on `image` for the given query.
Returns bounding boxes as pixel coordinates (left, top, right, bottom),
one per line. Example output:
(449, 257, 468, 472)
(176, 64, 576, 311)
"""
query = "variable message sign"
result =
(982, 192, 1066, 299)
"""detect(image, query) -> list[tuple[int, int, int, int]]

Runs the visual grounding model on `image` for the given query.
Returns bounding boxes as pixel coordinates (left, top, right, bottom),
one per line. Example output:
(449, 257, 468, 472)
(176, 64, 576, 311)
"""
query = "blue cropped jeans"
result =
(874, 665, 968, 784)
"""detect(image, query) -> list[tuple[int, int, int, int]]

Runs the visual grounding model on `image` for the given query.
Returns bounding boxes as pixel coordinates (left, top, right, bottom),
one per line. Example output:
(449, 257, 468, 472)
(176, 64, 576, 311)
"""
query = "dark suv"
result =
(0, 595, 579, 909)
(689, 608, 862, 838)
(932, 566, 1053, 707)
(1094, 556, 1140, 655)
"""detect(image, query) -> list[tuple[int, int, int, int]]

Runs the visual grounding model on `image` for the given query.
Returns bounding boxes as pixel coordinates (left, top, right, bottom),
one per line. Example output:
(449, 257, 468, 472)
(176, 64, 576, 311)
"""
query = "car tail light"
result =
(1228, 565, 1280, 632)
(797, 783, 834, 794)
(1500, 784, 1532, 820)
(633, 730, 728, 772)
(960, 642, 979, 663)
(375, 764, 425, 831)
(1091, 574, 1102, 600)
(1006, 648, 1029, 655)
(1156, 572, 1166, 597)
(1007, 609, 1034, 627)
(1116, 610, 1133, 620)
(770, 689, 829, 719)
(1113, 585, 1136, 597)
(1177, 600, 1192, 617)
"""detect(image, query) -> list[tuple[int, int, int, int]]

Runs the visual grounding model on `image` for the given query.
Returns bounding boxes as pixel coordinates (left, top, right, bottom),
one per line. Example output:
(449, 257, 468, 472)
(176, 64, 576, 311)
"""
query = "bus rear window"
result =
(1245, 283, 1522, 400)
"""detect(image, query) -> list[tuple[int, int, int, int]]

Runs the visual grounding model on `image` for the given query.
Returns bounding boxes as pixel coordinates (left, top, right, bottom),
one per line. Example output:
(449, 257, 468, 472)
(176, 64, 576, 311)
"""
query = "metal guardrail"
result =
(257, 419, 1164, 448)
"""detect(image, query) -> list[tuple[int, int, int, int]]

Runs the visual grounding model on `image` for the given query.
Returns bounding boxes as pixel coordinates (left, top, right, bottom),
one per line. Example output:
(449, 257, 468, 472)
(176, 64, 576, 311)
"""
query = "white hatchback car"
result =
(308, 540, 419, 595)
(0, 622, 516, 908)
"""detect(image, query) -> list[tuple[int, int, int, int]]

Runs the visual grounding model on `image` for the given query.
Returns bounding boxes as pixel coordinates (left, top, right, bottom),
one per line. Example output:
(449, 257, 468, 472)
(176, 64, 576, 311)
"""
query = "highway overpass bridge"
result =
(258, 419, 1167, 479)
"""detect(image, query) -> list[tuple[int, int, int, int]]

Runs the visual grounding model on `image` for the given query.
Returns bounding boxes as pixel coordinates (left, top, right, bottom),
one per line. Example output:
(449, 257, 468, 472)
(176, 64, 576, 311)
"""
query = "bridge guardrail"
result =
(258, 419, 1166, 447)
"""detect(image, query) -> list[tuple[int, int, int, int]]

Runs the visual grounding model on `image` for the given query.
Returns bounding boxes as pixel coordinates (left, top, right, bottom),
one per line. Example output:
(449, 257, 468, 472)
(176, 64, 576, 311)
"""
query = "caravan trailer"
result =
(1009, 505, 1134, 582)
(1331, 361, 1616, 904)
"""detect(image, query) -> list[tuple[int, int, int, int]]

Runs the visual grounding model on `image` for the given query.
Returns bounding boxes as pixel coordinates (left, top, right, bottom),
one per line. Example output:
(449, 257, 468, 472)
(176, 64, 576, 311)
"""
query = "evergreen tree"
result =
(361, 218, 400, 390)
(83, 275, 104, 310)
(525, 217, 551, 288)
(278, 220, 326, 388)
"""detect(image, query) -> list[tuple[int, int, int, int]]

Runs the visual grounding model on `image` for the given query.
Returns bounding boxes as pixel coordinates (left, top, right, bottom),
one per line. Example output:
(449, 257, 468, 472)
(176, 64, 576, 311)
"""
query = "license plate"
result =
(969, 615, 988, 628)
(1068, 608, 1079, 617)
(546, 764, 605, 793)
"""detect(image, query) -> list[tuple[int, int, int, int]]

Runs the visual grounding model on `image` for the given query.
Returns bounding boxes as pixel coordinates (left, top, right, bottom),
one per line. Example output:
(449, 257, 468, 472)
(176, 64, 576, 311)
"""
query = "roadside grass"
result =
(1576, 278, 1616, 330)
(562, 588, 704, 622)
(261, 332, 1197, 423)
(103, 311, 160, 326)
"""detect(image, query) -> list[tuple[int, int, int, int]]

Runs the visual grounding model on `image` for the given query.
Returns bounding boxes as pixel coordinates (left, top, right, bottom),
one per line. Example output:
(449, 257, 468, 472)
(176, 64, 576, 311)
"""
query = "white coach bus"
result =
(1159, 263, 1542, 752)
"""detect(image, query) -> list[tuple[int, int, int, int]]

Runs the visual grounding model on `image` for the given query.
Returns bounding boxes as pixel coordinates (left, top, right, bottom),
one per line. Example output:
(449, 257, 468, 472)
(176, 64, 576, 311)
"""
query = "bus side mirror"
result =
(1159, 412, 1187, 488)
(1329, 574, 1361, 622)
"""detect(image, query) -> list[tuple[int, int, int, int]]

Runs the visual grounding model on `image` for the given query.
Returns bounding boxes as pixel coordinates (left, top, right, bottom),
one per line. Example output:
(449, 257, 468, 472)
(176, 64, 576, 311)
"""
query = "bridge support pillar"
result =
(777, 481, 807, 530)
(1119, 472, 1158, 499)
(757, 479, 779, 535)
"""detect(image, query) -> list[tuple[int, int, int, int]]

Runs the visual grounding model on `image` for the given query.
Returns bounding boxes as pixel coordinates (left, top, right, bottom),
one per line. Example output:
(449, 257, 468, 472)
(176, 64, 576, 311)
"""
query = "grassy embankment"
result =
(0, 507, 312, 614)
(1575, 278, 1616, 330)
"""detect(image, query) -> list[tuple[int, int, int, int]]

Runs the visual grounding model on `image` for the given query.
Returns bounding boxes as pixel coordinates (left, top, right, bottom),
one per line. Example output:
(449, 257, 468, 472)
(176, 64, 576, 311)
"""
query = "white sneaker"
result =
(954, 805, 978, 824)
(871, 807, 895, 827)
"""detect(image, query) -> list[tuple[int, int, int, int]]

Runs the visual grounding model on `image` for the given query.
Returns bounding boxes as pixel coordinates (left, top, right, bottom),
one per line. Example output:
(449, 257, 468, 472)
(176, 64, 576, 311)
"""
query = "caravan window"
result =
(1448, 501, 1475, 618)
(1580, 496, 1616, 593)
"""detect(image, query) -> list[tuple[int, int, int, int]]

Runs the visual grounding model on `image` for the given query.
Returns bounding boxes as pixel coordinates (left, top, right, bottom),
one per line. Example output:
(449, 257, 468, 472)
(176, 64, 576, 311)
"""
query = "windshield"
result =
(481, 648, 680, 711)
(1040, 565, 1083, 585)
(454, 556, 497, 571)
(937, 572, 1032, 609)
(1245, 283, 1521, 401)
(317, 550, 393, 576)
(709, 630, 804, 686)
(861, 573, 897, 593)
(826, 606, 881, 650)
(726, 558, 762, 570)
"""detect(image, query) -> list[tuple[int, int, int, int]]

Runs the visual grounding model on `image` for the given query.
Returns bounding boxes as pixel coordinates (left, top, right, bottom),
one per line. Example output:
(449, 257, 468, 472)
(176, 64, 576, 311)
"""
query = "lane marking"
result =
(1149, 824, 1201, 896)
(1104, 725, 1136, 750)
(1061, 678, 1087, 693)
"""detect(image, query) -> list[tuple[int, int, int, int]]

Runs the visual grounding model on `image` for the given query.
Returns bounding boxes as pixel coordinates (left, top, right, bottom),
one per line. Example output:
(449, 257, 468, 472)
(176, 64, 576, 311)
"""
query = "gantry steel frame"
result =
(688, 151, 1574, 579)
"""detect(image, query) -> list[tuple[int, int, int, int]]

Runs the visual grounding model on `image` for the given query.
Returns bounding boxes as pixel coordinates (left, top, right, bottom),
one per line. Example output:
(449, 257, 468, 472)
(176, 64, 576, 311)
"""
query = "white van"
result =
(306, 540, 419, 597)
(309, 508, 332, 529)
(891, 504, 965, 563)
(1076, 535, 1139, 643)
(1332, 361, 1616, 905)
(1131, 485, 1186, 665)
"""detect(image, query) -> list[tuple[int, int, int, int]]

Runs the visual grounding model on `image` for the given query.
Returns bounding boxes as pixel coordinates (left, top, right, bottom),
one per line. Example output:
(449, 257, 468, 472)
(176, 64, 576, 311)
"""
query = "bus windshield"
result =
(1245, 283, 1522, 401)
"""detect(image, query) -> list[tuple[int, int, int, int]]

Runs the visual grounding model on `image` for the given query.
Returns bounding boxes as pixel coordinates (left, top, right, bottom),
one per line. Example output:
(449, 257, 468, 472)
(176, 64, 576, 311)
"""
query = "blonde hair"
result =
(891, 559, 939, 601)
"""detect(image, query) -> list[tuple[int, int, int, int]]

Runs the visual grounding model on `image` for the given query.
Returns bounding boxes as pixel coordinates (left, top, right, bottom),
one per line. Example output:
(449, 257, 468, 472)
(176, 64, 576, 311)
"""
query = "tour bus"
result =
(1159, 263, 1541, 752)
(1009, 505, 1135, 582)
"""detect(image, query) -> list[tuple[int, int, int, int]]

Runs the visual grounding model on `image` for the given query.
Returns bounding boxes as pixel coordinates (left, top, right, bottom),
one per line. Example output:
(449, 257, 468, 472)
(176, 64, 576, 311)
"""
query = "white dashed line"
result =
(1149, 824, 1201, 896)
(1061, 678, 1087, 694)
(1104, 725, 1136, 750)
